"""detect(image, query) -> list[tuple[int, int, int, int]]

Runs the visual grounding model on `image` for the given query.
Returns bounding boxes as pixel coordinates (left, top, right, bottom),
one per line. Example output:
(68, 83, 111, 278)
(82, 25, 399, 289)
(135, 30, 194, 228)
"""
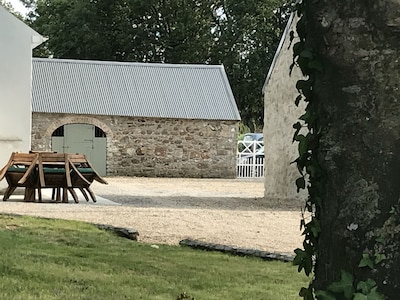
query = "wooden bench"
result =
(37, 152, 76, 203)
(0, 152, 107, 203)
(67, 154, 108, 202)
(0, 152, 40, 201)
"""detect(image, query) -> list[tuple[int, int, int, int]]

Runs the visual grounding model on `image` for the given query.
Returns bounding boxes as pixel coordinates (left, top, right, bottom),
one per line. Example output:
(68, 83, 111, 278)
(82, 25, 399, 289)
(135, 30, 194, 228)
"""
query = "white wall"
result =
(0, 6, 45, 188)
(263, 14, 308, 207)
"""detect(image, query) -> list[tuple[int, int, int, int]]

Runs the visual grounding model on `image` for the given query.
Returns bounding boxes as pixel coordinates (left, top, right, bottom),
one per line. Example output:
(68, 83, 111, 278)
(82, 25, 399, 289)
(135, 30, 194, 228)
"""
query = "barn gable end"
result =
(262, 13, 308, 205)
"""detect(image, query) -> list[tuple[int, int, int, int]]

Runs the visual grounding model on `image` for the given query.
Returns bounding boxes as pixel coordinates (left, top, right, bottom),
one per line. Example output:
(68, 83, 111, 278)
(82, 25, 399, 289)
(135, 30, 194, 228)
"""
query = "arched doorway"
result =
(51, 124, 107, 175)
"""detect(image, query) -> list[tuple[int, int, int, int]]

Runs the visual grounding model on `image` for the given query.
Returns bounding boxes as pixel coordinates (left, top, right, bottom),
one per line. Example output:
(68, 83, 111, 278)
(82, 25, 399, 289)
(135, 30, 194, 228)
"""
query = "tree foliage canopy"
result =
(26, 0, 289, 130)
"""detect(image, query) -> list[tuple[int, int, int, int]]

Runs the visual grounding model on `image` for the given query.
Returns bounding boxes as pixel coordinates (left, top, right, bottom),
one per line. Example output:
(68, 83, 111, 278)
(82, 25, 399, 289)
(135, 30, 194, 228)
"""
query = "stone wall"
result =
(263, 14, 307, 206)
(31, 112, 238, 178)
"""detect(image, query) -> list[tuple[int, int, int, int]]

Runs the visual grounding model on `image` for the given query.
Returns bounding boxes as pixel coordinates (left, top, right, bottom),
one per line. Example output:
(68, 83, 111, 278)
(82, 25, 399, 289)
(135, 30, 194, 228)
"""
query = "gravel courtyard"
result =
(0, 177, 304, 254)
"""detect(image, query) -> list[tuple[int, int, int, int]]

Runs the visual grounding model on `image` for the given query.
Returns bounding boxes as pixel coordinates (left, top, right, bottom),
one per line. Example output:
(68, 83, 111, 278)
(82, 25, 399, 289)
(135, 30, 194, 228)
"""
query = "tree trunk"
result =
(306, 0, 400, 297)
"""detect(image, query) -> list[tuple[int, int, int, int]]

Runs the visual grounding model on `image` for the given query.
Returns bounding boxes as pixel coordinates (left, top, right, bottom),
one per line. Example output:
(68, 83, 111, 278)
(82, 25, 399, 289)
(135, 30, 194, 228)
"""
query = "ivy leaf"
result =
(296, 17, 306, 39)
(299, 110, 312, 122)
(357, 278, 377, 294)
(291, 157, 304, 175)
(314, 290, 336, 300)
(353, 287, 385, 300)
(295, 134, 309, 157)
(295, 94, 303, 106)
(289, 30, 295, 45)
(309, 218, 321, 238)
(293, 41, 304, 57)
(300, 218, 306, 230)
(359, 253, 374, 269)
(293, 248, 313, 276)
(296, 177, 306, 192)
(293, 121, 302, 142)
(293, 248, 305, 263)
(299, 286, 315, 300)
(296, 79, 313, 98)
(294, 134, 310, 159)
(374, 253, 386, 264)
(298, 140, 309, 158)
(296, 79, 311, 94)
(293, 122, 302, 130)
(294, 134, 306, 142)
(297, 56, 311, 77)
(293, 248, 307, 271)
(327, 270, 354, 299)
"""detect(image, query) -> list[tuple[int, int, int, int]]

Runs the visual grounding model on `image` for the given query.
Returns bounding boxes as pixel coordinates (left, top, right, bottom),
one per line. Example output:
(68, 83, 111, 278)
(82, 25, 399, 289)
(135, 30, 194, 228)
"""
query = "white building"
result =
(0, 6, 46, 187)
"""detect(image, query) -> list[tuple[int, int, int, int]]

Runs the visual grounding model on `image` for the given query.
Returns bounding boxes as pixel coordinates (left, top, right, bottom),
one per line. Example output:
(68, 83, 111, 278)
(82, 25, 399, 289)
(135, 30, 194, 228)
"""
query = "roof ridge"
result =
(32, 57, 223, 70)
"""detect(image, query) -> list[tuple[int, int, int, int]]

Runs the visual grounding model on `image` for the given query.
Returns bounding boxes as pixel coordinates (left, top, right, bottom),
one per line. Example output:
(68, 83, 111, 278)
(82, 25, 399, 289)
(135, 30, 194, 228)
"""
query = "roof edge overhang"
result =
(262, 12, 295, 95)
(0, 5, 47, 49)
(32, 111, 241, 122)
(32, 57, 224, 70)
(31, 34, 48, 49)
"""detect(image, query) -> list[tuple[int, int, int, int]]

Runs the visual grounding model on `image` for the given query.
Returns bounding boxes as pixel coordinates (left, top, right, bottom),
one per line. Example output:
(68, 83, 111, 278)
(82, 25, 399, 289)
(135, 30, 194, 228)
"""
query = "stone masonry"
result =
(263, 14, 307, 206)
(31, 112, 238, 178)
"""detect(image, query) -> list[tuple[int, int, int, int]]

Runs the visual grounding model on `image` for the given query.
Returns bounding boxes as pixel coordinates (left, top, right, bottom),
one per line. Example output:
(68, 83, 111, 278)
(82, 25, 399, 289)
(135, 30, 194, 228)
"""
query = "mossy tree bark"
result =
(305, 0, 400, 296)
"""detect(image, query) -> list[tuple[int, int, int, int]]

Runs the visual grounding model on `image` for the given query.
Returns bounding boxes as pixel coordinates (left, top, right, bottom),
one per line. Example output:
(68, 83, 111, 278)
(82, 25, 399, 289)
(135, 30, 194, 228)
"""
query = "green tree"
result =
(28, 0, 218, 62)
(210, 1, 291, 131)
(27, 0, 288, 130)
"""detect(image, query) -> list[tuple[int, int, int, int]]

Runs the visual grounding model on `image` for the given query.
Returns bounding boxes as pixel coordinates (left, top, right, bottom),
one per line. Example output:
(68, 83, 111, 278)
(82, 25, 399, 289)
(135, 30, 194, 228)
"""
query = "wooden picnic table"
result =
(0, 152, 107, 203)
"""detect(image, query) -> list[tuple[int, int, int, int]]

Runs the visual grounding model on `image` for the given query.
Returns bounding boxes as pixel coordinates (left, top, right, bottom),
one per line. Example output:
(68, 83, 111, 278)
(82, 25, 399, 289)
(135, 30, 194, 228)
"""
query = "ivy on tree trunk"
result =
(294, 0, 400, 298)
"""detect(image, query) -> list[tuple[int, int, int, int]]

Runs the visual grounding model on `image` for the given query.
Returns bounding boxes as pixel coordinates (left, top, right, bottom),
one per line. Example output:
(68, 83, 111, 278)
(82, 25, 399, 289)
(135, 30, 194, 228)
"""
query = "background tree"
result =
(210, 1, 291, 130)
(25, 0, 289, 132)
(294, 0, 400, 298)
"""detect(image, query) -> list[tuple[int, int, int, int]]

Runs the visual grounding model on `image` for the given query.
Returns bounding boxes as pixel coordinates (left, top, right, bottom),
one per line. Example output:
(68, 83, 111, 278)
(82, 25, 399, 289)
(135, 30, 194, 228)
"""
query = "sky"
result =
(6, 0, 29, 15)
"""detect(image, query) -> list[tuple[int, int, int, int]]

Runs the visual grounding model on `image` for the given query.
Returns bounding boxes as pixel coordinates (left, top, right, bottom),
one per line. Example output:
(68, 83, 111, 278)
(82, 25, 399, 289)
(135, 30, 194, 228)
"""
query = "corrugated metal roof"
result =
(32, 58, 241, 121)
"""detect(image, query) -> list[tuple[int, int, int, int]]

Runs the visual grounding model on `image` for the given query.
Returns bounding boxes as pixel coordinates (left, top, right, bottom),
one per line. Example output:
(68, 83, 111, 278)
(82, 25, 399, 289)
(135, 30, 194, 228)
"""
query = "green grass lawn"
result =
(0, 214, 308, 299)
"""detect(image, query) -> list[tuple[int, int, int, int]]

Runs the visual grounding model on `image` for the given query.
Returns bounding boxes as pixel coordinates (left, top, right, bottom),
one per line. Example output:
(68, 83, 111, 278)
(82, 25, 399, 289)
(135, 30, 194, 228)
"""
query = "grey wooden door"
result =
(51, 124, 106, 175)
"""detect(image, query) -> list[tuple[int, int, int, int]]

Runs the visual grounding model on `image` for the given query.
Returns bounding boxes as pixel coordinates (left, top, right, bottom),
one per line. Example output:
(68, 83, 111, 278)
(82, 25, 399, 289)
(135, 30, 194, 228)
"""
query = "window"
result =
(95, 126, 106, 137)
(52, 126, 64, 137)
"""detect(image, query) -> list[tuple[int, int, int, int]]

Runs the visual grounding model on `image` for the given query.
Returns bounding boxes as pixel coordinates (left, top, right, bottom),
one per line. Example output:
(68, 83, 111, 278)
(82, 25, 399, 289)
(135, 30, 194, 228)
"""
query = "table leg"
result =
(79, 188, 90, 202)
(37, 188, 42, 203)
(68, 188, 79, 203)
(55, 188, 61, 202)
(3, 186, 16, 201)
(24, 187, 35, 202)
(86, 187, 97, 203)
(62, 188, 68, 203)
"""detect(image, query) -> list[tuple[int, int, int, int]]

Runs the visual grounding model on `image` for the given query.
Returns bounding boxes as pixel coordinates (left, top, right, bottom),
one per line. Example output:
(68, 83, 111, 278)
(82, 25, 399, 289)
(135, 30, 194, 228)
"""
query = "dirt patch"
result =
(0, 177, 304, 254)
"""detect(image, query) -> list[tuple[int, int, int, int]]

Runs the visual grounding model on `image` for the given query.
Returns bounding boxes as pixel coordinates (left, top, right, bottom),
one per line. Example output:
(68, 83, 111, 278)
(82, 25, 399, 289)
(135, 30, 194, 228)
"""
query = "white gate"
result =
(237, 140, 264, 178)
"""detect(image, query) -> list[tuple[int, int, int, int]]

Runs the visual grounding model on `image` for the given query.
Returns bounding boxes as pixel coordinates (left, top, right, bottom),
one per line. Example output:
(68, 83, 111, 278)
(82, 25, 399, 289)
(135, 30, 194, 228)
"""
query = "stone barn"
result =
(31, 58, 240, 178)
(262, 13, 307, 206)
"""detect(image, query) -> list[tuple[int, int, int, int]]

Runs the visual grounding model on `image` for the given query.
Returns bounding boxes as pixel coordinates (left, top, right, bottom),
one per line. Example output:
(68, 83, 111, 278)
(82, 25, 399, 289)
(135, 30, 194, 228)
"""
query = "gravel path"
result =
(0, 177, 304, 254)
